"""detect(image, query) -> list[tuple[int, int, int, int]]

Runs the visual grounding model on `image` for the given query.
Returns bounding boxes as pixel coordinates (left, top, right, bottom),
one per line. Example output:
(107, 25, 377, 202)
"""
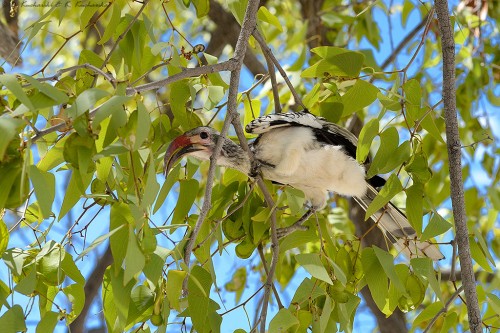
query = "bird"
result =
(163, 111, 444, 261)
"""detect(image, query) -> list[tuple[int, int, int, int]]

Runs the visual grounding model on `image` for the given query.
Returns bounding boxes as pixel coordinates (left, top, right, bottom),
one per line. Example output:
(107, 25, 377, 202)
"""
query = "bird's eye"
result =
(199, 131, 209, 139)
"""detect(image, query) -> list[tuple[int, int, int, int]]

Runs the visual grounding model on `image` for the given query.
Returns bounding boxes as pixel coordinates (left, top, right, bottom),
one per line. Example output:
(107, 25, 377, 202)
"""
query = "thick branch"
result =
(434, 1, 481, 332)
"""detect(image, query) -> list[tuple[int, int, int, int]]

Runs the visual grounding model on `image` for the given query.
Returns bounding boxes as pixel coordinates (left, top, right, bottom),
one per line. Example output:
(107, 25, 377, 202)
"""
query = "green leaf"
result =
(303, 47, 365, 78)
(0, 280, 12, 308)
(192, 0, 209, 17)
(373, 246, 405, 293)
(440, 312, 458, 333)
(361, 248, 389, 314)
(284, 187, 306, 215)
(188, 266, 212, 333)
(154, 163, 181, 213)
(92, 95, 132, 130)
(365, 174, 403, 220)
(291, 278, 327, 305)
(367, 126, 399, 178)
(136, 101, 152, 150)
(124, 224, 146, 284)
(402, 1, 414, 27)
(167, 270, 187, 311)
(224, 267, 247, 303)
(406, 183, 424, 233)
(36, 311, 59, 333)
(341, 80, 379, 117)
(413, 301, 443, 327)
(63, 133, 97, 173)
(402, 79, 422, 125)
(227, 0, 247, 24)
(469, 235, 493, 272)
(295, 253, 333, 284)
(0, 74, 35, 111)
(19, 74, 68, 104)
(170, 81, 191, 130)
(38, 135, 68, 172)
(172, 179, 199, 224)
(421, 213, 452, 241)
(357, 118, 379, 163)
(419, 110, 445, 143)
(66, 88, 109, 119)
(77, 225, 125, 261)
(0, 220, 9, 255)
(63, 284, 85, 320)
(59, 169, 93, 221)
(0, 305, 27, 333)
(258, 6, 283, 31)
(405, 149, 432, 184)
(278, 227, 317, 254)
(378, 92, 401, 111)
(99, 2, 121, 45)
(0, 117, 23, 160)
(103, 266, 134, 332)
(141, 153, 160, 209)
(126, 285, 155, 328)
(61, 252, 85, 285)
(269, 308, 300, 333)
(80, 5, 99, 30)
(411, 258, 442, 302)
(473, 228, 495, 266)
(110, 202, 132, 269)
(29, 165, 55, 219)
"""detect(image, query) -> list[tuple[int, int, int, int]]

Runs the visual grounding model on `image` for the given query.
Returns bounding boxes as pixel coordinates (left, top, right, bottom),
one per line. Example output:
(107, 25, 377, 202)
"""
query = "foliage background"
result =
(0, 0, 499, 332)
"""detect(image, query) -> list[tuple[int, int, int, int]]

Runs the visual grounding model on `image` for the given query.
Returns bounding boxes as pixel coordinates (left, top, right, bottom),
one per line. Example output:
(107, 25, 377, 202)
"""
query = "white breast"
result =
(254, 127, 367, 208)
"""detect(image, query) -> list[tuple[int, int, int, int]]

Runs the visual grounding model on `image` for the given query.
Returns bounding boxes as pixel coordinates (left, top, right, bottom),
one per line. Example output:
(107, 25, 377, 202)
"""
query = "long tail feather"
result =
(353, 185, 444, 261)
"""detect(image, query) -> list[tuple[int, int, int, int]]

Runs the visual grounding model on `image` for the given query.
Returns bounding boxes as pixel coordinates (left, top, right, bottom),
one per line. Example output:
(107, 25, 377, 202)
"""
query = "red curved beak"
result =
(164, 134, 193, 175)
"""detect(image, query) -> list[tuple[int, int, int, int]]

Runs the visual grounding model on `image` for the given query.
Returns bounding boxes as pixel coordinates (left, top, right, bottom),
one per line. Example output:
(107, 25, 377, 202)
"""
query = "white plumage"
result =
(249, 126, 367, 208)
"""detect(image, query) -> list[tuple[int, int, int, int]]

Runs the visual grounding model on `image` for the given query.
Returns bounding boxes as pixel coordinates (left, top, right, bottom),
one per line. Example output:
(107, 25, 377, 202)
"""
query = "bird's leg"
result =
(276, 208, 315, 238)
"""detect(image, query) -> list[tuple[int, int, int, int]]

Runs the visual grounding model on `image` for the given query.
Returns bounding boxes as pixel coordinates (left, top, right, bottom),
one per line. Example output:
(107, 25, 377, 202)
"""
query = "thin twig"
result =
(423, 285, 464, 333)
(181, 0, 260, 277)
(29, 60, 238, 143)
(252, 30, 306, 110)
(125, 59, 238, 95)
(257, 245, 284, 309)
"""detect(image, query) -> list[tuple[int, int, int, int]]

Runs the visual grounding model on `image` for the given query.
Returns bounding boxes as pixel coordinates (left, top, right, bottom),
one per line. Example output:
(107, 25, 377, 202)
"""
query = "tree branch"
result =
(68, 246, 113, 333)
(182, 0, 260, 270)
(423, 285, 464, 333)
(434, 1, 482, 332)
(252, 30, 306, 109)
(30, 60, 239, 143)
(125, 59, 238, 95)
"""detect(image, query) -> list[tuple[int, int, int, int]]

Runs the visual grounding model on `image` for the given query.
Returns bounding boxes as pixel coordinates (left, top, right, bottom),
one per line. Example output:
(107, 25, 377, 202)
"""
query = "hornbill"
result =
(164, 111, 444, 261)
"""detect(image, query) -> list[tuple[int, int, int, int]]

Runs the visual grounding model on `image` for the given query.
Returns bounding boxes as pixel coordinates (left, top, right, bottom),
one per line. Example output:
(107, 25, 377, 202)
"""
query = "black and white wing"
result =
(245, 111, 358, 159)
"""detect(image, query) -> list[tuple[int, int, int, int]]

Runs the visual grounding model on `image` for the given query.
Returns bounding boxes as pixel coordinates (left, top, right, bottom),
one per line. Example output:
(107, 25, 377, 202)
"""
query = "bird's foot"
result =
(276, 209, 315, 239)
(249, 160, 262, 178)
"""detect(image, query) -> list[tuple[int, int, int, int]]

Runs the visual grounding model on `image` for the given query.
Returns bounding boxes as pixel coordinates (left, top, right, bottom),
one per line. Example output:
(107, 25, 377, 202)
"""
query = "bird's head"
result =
(164, 126, 251, 176)
(163, 127, 220, 175)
